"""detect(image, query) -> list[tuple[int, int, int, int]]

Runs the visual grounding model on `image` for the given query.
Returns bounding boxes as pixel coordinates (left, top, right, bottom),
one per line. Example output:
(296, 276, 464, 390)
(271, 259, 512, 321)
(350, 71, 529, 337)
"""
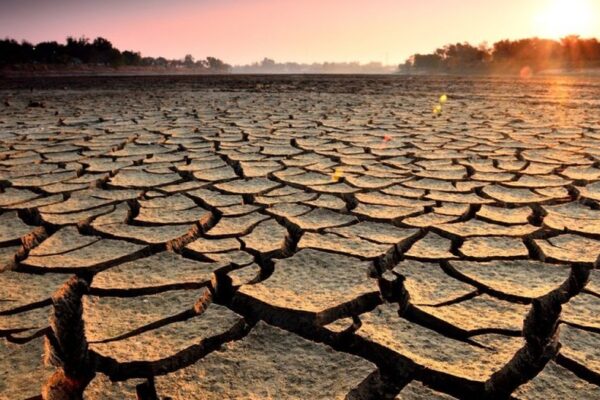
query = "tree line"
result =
(400, 36, 600, 73)
(233, 57, 395, 74)
(0, 36, 231, 72)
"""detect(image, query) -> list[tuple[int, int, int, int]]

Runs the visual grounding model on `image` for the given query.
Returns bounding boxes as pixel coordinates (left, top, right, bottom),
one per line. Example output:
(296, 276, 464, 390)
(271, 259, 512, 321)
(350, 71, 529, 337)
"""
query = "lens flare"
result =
(519, 66, 533, 79)
(331, 169, 343, 182)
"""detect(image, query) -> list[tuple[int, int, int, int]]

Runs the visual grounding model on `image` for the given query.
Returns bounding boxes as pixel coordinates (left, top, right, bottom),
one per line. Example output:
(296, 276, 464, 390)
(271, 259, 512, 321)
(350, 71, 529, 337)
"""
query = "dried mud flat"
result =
(0, 75, 600, 399)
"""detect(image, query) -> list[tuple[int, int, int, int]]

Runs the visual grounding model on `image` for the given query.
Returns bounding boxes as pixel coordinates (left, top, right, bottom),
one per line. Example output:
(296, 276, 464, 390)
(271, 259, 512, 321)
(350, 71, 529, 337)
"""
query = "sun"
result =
(535, 0, 596, 38)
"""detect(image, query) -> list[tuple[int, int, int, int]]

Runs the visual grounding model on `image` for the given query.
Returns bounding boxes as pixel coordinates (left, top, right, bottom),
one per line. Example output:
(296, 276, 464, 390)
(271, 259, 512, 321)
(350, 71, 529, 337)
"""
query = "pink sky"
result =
(1, 0, 599, 65)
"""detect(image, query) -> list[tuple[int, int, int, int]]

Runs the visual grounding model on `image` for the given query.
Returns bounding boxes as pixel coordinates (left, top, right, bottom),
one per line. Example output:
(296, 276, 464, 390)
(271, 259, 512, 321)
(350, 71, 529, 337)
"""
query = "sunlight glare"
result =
(535, 0, 596, 38)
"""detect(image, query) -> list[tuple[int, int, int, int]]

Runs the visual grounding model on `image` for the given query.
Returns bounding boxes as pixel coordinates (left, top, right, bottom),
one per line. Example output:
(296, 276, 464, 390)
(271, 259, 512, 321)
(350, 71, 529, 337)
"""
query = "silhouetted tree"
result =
(65, 36, 90, 63)
(183, 54, 195, 67)
(261, 57, 276, 69)
(121, 50, 141, 66)
(89, 37, 121, 65)
(412, 54, 444, 70)
(206, 56, 231, 72)
(155, 57, 168, 67)
(33, 41, 62, 63)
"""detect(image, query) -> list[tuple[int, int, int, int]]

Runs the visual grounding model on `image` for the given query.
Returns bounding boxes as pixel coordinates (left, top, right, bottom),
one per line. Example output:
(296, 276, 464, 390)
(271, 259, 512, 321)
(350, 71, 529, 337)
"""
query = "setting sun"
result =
(535, 0, 597, 38)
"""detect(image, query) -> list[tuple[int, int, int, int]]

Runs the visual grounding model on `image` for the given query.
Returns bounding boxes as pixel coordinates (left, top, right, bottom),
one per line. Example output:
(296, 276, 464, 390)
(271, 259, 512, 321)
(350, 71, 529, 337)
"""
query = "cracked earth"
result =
(0, 75, 599, 399)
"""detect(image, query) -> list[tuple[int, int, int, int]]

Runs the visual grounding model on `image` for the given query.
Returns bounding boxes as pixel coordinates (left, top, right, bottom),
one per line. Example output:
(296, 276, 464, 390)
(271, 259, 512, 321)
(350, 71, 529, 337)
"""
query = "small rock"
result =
(27, 100, 45, 108)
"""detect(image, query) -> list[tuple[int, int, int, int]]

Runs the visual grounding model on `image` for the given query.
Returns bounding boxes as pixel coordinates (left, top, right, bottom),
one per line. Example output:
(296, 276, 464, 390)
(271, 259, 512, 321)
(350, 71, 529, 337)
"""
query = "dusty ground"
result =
(0, 75, 599, 399)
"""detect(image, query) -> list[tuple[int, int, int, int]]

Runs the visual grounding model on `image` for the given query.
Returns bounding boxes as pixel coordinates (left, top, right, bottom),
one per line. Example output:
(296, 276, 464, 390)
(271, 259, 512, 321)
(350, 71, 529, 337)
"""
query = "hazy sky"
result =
(1, 0, 599, 65)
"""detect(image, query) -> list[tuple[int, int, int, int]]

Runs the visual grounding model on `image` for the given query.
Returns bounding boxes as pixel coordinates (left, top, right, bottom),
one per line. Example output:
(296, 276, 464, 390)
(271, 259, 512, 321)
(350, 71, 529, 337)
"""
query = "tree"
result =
(412, 53, 444, 70)
(183, 54, 195, 67)
(65, 36, 90, 63)
(155, 57, 168, 67)
(34, 41, 62, 63)
(206, 56, 231, 72)
(122, 50, 141, 66)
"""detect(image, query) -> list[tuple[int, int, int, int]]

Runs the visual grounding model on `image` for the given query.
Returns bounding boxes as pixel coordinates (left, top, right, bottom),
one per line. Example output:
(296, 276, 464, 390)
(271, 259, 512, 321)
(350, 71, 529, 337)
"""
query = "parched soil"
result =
(0, 75, 599, 399)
